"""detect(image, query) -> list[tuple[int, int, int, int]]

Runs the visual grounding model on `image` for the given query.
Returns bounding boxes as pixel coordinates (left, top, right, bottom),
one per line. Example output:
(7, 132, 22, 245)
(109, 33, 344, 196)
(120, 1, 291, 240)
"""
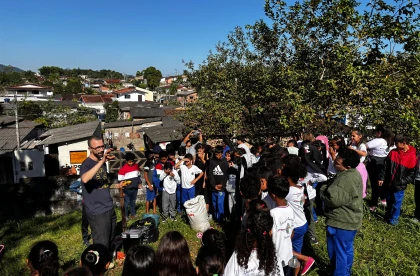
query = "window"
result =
(70, 151, 87, 164)
(32, 90, 39, 95)
(189, 96, 194, 99)
(20, 162, 26, 171)
(28, 162, 33, 170)
(124, 94, 131, 99)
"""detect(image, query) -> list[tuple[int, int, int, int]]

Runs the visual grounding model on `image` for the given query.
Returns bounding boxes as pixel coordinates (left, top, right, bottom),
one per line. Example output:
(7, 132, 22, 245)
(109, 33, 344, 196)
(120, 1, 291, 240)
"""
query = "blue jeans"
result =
(386, 190, 405, 225)
(212, 191, 225, 222)
(291, 222, 308, 253)
(182, 187, 195, 205)
(176, 184, 182, 212)
(124, 189, 138, 217)
(326, 226, 357, 276)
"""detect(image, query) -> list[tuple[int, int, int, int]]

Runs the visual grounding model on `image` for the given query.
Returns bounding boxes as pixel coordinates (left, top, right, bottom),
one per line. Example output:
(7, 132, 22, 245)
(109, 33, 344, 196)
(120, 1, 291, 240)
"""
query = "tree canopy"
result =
(143, 66, 162, 90)
(180, 0, 420, 145)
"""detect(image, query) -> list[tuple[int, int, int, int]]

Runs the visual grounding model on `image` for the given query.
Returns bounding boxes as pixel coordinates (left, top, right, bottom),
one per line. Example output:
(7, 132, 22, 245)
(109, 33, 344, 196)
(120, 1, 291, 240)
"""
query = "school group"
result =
(26, 126, 420, 276)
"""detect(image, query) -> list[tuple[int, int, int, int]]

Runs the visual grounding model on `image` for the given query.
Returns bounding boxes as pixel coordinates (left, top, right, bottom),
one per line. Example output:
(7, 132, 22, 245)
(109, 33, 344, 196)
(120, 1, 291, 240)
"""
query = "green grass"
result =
(1, 185, 420, 275)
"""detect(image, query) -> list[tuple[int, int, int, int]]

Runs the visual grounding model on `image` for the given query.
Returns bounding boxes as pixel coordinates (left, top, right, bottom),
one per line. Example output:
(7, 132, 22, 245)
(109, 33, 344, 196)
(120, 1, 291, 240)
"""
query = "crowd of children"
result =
(26, 125, 420, 276)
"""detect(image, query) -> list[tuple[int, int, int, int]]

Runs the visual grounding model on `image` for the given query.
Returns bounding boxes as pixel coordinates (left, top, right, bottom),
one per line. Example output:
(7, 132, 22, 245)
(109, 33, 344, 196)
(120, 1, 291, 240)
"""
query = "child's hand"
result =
(378, 180, 384, 186)
(148, 184, 154, 191)
(191, 179, 197, 185)
(169, 172, 174, 177)
(215, 184, 222, 190)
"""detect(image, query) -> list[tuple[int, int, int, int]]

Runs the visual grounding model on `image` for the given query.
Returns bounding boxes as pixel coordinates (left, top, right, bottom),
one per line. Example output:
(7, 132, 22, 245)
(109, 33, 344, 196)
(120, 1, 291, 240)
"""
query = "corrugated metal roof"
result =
(142, 123, 184, 143)
(102, 118, 162, 129)
(130, 107, 165, 118)
(0, 121, 41, 154)
(37, 120, 101, 145)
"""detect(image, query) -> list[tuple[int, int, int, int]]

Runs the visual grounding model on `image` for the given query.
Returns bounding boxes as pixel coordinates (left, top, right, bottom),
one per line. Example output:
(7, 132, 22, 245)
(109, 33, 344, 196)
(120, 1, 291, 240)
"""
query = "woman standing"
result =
(366, 125, 394, 211)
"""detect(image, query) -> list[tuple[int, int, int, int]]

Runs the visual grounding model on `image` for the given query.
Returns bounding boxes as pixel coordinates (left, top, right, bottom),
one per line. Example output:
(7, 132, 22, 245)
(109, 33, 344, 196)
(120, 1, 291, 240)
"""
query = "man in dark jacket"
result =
(208, 146, 229, 222)
(379, 134, 417, 225)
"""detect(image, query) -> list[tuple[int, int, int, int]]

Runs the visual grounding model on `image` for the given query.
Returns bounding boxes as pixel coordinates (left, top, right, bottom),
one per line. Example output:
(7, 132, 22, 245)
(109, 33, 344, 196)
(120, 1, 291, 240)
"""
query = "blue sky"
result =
(0, 0, 269, 76)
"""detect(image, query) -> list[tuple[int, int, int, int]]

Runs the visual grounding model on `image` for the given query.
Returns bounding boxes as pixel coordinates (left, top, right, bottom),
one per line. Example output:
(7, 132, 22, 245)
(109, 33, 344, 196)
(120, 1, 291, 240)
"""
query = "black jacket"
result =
(378, 146, 417, 191)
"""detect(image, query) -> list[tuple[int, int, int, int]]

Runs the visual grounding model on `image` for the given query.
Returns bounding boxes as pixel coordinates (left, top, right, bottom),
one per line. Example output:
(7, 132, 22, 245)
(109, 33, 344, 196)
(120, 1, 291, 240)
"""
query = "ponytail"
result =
(81, 244, 112, 276)
(28, 240, 59, 276)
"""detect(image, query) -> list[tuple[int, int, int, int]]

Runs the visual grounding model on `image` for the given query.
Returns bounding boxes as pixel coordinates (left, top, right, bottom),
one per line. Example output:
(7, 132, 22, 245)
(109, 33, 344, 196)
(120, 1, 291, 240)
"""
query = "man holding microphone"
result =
(80, 136, 121, 249)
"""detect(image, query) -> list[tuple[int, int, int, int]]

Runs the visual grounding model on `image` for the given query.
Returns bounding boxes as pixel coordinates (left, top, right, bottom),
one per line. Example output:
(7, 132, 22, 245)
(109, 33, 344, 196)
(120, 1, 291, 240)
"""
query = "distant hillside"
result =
(0, 64, 24, 73)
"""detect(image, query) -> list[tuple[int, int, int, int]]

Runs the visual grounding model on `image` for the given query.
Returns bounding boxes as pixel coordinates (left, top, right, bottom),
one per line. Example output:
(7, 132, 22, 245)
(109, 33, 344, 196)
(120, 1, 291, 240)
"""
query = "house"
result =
(102, 118, 162, 151)
(37, 120, 102, 175)
(104, 79, 121, 86)
(0, 117, 45, 184)
(135, 87, 155, 102)
(141, 117, 184, 151)
(100, 86, 111, 93)
(5, 84, 53, 97)
(1, 84, 54, 102)
(113, 87, 147, 102)
(118, 101, 161, 120)
(176, 91, 198, 106)
(130, 106, 165, 119)
(80, 95, 114, 114)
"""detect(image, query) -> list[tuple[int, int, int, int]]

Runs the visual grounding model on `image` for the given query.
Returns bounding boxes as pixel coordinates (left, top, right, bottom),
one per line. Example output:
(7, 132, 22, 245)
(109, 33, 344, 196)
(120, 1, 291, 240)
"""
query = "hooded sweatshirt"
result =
(208, 158, 229, 191)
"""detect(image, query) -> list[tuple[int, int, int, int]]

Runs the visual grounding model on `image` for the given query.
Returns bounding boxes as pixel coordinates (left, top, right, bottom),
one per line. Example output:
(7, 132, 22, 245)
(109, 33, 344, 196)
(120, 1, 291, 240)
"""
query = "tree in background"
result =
(181, 0, 420, 145)
(65, 78, 82, 94)
(17, 101, 43, 121)
(143, 66, 162, 90)
(104, 101, 119, 123)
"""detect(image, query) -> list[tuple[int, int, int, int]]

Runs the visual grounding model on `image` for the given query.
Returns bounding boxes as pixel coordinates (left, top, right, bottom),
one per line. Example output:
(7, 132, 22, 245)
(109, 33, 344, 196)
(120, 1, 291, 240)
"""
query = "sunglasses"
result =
(90, 145, 105, 150)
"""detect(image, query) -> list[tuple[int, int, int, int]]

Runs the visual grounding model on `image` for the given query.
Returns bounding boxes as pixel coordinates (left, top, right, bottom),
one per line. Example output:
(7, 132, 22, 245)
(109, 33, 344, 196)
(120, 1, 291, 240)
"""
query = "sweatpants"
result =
(386, 190, 405, 225)
(85, 208, 116, 250)
(304, 199, 317, 239)
(326, 225, 357, 276)
(366, 156, 386, 206)
(162, 190, 176, 218)
(212, 191, 225, 222)
(81, 203, 90, 244)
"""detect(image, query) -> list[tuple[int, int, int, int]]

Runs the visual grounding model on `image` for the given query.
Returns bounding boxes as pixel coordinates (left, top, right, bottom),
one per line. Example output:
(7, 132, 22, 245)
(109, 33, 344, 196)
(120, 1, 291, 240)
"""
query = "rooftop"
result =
(37, 120, 101, 145)
(0, 120, 43, 154)
(102, 117, 162, 129)
(130, 107, 165, 118)
(80, 95, 113, 103)
(6, 84, 52, 90)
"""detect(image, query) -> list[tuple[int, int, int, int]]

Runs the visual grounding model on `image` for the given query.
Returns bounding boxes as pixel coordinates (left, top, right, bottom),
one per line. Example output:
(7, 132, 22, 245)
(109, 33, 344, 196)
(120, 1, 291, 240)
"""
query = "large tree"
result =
(143, 66, 162, 90)
(181, 0, 420, 145)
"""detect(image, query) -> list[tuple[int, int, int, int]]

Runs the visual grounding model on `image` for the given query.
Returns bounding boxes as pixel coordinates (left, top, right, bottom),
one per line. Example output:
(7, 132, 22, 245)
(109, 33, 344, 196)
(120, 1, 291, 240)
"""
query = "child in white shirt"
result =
(159, 162, 180, 221)
(175, 153, 204, 205)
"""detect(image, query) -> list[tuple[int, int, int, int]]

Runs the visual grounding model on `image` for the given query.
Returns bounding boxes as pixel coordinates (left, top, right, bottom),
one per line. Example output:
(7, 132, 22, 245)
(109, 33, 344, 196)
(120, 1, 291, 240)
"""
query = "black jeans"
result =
(81, 203, 90, 244)
(366, 156, 386, 206)
(86, 208, 116, 250)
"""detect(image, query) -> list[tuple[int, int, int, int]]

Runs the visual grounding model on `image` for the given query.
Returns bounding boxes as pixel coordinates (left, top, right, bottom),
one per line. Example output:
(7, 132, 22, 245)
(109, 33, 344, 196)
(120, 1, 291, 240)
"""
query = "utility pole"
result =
(14, 95, 20, 150)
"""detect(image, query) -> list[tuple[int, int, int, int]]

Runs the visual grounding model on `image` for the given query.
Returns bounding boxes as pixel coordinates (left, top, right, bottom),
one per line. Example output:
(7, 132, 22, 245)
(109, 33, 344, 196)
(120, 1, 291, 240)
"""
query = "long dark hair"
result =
(122, 245, 157, 276)
(195, 246, 225, 276)
(156, 231, 195, 276)
(27, 240, 59, 276)
(235, 210, 277, 275)
(201, 229, 226, 263)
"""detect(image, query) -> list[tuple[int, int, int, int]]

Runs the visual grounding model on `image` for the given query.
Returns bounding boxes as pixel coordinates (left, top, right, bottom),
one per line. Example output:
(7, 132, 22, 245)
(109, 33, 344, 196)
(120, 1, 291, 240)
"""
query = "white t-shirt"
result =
(160, 170, 180, 194)
(224, 250, 282, 276)
(179, 164, 202, 189)
(366, 138, 389, 158)
(271, 205, 294, 268)
(285, 186, 307, 228)
(350, 143, 367, 163)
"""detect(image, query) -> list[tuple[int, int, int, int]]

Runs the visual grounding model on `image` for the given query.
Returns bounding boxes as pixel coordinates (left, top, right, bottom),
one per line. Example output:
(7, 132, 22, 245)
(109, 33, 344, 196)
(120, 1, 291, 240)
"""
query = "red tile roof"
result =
(113, 87, 136, 95)
(105, 79, 121, 83)
(80, 95, 114, 103)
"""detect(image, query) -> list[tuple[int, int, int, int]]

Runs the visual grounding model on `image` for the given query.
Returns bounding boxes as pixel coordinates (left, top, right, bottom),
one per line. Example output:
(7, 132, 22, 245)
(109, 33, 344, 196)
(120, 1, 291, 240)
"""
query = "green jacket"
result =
(320, 168, 363, 230)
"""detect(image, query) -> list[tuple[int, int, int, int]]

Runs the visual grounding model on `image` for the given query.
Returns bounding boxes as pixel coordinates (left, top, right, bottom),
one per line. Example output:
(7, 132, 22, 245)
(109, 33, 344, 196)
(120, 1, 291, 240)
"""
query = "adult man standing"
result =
(321, 148, 363, 276)
(80, 136, 120, 249)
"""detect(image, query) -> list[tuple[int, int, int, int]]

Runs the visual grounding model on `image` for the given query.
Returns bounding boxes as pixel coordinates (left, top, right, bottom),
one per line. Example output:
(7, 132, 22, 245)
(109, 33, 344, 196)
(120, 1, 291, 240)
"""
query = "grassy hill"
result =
(0, 64, 25, 73)
(1, 185, 420, 275)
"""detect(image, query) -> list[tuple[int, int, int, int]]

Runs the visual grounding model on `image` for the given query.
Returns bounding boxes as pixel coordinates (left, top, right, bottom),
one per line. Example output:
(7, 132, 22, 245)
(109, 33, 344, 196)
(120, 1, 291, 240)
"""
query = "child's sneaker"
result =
(301, 257, 315, 275)
(161, 216, 167, 223)
(171, 215, 177, 222)
(379, 199, 387, 207)
(369, 206, 377, 212)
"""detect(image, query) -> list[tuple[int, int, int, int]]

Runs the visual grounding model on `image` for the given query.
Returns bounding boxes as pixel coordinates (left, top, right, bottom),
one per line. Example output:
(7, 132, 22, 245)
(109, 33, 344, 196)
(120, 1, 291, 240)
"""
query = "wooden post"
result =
(119, 187, 127, 231)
